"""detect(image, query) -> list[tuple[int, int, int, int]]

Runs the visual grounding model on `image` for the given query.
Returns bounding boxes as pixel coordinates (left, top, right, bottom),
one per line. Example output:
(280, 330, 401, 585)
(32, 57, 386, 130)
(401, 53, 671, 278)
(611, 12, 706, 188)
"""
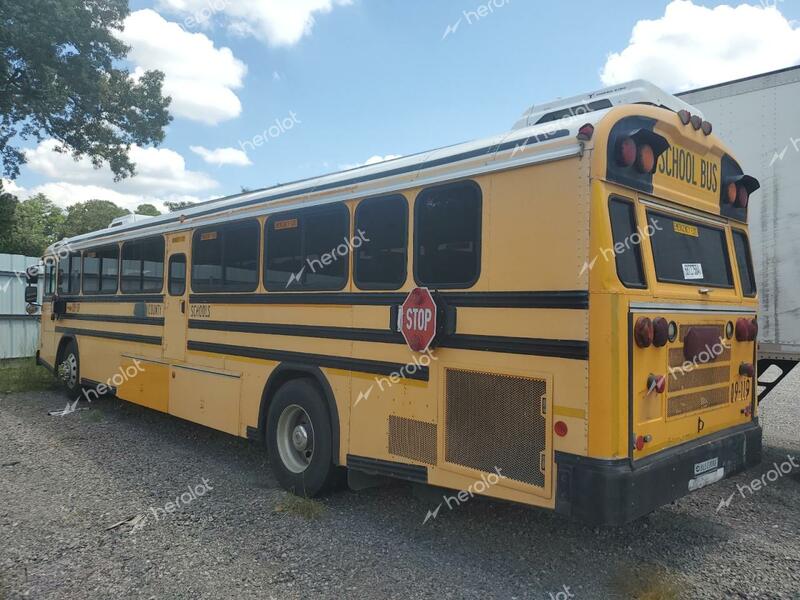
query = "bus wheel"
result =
(267, 379, 337, 497)
(57, 340, 81, 394)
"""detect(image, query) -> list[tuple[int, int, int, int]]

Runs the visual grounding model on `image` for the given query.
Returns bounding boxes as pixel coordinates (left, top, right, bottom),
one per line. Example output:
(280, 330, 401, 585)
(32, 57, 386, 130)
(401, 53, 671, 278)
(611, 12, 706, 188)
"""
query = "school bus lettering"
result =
(657, 145, 718, 192)
(190, 304, 211, 318)
(146, 304, 163, 317)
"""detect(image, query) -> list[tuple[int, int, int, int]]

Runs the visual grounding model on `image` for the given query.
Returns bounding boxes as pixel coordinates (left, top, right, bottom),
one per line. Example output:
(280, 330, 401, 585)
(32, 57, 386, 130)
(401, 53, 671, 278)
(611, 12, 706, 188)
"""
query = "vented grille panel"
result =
(445, 369, 547, 487)
(668, 366, 730, 392)
(669, 346, 731, 368)
(668, 386, 729, 417)
(388, 415, 437, 465)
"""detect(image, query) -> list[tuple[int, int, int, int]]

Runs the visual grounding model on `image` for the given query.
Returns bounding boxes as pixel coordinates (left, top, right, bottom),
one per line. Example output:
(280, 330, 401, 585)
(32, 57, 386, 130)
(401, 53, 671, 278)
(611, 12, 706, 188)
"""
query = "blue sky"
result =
(8, 0, 800, 211)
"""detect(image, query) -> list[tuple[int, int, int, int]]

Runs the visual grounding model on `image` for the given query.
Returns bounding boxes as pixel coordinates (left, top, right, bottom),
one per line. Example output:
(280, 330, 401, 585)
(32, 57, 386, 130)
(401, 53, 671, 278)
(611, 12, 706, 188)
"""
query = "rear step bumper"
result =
(554, 421, 762, 526)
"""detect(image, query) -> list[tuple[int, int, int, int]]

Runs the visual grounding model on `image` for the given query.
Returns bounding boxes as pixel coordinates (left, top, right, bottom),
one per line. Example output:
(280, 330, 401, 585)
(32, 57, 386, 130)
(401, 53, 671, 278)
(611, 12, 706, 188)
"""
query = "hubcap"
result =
(59, 353, 78, 389)
(276, 405, 315, 474)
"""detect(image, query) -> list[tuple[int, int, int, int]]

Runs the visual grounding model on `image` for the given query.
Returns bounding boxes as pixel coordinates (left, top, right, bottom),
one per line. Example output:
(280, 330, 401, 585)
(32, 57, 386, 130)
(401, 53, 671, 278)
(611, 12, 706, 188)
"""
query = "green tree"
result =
(135, 203, 161, 216)
(0, 0, 172, 180)
(164, 200, 197, 212)
(10, 194, 65, 256)
(0, 181, 19, 253)
(60, 200, 128, 238)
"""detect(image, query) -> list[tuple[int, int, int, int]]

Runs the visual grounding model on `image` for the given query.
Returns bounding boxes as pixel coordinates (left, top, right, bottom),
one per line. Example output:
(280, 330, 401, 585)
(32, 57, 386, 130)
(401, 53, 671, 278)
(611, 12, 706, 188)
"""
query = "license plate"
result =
(694, 457, 719, 475)
(688, 467, 724, 491)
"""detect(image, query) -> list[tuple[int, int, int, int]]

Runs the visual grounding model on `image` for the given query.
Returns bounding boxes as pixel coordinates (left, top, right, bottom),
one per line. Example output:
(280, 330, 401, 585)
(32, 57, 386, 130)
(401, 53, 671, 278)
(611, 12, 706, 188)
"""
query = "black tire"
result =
(57, 339, 81, 395)
(266, 378, 338, 497)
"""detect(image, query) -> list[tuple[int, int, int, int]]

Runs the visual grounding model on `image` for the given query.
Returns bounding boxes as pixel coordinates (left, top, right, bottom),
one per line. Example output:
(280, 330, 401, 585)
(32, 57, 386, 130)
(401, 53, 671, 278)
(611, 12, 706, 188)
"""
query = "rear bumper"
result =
(554, 421, 762, 526)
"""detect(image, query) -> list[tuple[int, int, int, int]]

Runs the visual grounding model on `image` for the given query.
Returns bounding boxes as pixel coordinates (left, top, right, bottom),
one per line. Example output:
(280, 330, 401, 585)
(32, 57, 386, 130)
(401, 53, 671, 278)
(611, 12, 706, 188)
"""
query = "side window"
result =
(169, 254, 187, 296)
(354, 195, 408, 290)
(264, 204, 350, 291)
(121, 237, 165, 293)
(57, 256, 69, 294)
(608, 197, 647, 289)
(67, 253, 82, 294)
(43, 260, 56, 297)
(732, 230, 757, 297)
(414, 180, 482, 289)
(191, 220, 260, 293)
(83, 245, 119, 294)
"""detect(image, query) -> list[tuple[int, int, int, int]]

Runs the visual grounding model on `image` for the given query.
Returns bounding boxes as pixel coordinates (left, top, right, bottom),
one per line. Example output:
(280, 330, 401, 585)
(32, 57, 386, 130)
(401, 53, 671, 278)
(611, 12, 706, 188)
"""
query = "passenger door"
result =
(163, 233, 190, 361)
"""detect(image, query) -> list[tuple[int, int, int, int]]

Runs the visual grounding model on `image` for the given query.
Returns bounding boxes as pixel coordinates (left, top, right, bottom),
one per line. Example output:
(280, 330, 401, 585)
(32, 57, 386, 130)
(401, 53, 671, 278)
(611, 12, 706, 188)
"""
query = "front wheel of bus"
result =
(58, 340, 81, 394)
(267, 379, 337, 497)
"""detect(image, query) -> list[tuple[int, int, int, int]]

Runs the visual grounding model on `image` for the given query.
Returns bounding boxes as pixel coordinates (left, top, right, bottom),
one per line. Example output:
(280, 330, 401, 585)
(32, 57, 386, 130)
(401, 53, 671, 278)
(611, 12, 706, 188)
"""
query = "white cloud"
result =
(190, 145, 252, 166)
(21, 139, 218, 211)
(1, 178, 26, 196)
(157, 0, 354, 47)
(341, 154, 402, 170)
(118, 9, 247, 124)
(601, 1, 800, 92)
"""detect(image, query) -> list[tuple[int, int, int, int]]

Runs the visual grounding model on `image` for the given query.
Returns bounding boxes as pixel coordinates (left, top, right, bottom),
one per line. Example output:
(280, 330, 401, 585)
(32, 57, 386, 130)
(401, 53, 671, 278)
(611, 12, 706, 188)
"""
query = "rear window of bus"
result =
(647, 211, 733, 288)
(732, 230, 757, 297)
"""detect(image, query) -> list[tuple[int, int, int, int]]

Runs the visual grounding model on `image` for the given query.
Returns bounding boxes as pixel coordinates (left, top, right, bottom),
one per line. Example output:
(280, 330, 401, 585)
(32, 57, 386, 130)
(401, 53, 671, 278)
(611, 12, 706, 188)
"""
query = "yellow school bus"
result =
(30, 81, 762, 525)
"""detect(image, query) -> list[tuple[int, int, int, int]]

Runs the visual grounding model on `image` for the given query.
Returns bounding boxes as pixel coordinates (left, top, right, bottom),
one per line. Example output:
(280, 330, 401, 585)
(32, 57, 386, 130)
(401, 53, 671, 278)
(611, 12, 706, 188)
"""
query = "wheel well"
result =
(258, 363, 341, 465)
(55, 335, 76, 365)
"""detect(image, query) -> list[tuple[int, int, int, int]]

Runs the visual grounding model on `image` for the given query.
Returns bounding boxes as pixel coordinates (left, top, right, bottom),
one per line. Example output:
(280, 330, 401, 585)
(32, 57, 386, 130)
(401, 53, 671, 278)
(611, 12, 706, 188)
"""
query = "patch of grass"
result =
(0, 358, 59, 394)
(274, 493, 325, 520)
(612, 564, 683, 600)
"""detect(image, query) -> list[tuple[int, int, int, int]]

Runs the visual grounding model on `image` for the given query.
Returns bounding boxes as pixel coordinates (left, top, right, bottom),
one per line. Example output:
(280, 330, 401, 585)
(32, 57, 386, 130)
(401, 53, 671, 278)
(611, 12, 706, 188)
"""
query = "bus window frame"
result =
(82, 244, 120, 295)
(353, 194, 409, 291)
(169, 253, 187, 297)
(646, 208, 734, 290)
(120, 235, 166, 295)
(732, 228, 757, 298)
(191, 219, 261, 294)
(263, 203, 351, 292)
(608, 195, 649, 290)
(413, 179, 483, 290)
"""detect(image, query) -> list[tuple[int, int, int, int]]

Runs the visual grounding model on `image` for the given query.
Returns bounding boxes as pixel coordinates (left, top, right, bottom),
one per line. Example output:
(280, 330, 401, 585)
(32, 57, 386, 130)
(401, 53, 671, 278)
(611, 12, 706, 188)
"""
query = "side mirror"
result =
(24, 285, 38, 304)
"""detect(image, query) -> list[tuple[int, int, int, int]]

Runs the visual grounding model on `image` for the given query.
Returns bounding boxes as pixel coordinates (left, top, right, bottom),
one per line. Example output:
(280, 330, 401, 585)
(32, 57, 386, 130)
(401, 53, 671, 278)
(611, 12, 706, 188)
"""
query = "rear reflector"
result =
(635, 317, 654, 348)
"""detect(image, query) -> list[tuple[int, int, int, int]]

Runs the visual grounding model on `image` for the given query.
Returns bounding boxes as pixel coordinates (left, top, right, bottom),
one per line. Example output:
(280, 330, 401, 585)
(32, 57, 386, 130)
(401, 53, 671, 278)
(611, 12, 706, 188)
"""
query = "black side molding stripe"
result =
(188, 290, 589, 309)
(189, 320, 404, 344)
(346, 454, 428, 484)
(56, 326, 162, 346)
(189, 320, 589, 360)
(57, 295, 165, 304)
(61, 314, 164, 326)
(187, 341, 429, 381)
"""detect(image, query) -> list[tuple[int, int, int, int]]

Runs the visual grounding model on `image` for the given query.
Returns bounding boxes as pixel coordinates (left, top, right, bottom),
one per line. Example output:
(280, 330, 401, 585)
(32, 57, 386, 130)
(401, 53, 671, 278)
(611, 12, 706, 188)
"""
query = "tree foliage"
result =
(0, 0, 172, 180)
(135, 203, 161, 216)
(0, 180, 19, 252)
(59, 199, 129, 239)
(11, 193, 65, 256)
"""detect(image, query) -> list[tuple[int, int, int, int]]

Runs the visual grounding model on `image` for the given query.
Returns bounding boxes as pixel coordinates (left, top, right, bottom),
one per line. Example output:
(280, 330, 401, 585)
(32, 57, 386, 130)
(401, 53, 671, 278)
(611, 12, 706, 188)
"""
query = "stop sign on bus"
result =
(399, 287, 438, 352)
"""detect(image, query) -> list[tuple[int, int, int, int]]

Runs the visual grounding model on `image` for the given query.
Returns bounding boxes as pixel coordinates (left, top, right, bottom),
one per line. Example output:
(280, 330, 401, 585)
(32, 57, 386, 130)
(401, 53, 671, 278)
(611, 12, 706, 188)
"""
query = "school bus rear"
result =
(564, 104, 761, 524)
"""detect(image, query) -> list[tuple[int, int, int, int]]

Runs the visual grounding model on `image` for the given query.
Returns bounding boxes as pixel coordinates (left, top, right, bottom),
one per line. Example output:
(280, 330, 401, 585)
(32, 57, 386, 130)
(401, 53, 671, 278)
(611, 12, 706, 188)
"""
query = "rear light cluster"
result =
(735, 318, 758, 342)
(617, 137, 657, 173)
(634, 317, 676, 348)
(724, 180, 750, 209)
(677, 109, 713, 136)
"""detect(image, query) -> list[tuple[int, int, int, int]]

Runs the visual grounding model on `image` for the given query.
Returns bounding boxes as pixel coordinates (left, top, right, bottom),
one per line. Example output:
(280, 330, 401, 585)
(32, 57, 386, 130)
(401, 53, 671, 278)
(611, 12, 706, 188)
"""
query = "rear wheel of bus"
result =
(57, 339, 81, 395)
(266, 378, 338, 497)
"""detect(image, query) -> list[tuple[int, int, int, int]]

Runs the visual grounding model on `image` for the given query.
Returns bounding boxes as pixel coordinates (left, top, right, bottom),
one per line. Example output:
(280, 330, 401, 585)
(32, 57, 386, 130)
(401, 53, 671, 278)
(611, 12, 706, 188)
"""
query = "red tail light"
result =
(690, 115, 703, 130)
(577, 123, 595, 141)
(554, 421, 568, 437)
(739, 363, 755, 378)
(701, 121, 713, 136)
(736, 318, 757, 342)
(652, 318, 669, 347)
(736, 185, 749, 208)
(636, 144, 656, 174)
(635, 435, 646, 451)
(725, 182, 738, 205)
(678, 110, 692, 125)
(617, 137, 637, 167)
(635, 317, 654, 348)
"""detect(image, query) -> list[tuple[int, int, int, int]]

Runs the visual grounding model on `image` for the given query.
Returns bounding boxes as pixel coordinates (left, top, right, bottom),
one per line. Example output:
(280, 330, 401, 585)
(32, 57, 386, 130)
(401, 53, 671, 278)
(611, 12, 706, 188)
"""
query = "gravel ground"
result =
(1, 370, 799, 600)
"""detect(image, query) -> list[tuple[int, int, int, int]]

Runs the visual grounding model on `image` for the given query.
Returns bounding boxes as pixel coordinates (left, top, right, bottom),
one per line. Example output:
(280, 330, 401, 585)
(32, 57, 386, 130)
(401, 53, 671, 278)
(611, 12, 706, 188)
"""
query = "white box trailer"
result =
(679, 65, 800, 399)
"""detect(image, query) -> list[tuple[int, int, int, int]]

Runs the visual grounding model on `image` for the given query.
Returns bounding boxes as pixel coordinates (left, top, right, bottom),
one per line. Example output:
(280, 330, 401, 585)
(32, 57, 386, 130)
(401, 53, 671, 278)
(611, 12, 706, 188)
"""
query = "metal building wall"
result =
(0, 253, 40, 360)
(679, 66, 800, 358)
